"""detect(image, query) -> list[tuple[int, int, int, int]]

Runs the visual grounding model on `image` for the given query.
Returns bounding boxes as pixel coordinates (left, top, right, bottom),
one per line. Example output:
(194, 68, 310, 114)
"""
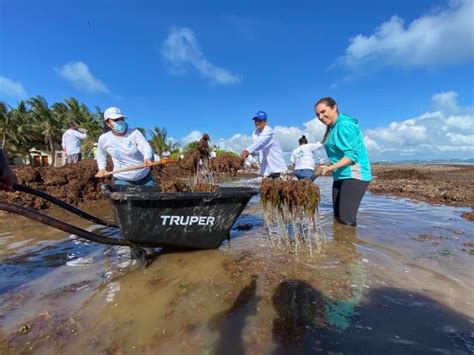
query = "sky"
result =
(1, 0, 473, 161)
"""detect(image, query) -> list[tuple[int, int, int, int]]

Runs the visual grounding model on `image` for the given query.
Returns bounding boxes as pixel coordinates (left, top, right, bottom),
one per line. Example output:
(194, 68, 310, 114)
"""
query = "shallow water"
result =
(0, 177, 473, 354)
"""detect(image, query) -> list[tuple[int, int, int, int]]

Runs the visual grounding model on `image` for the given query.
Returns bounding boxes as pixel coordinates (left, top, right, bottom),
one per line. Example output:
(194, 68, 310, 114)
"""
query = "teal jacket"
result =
(324, 113, 372, 181)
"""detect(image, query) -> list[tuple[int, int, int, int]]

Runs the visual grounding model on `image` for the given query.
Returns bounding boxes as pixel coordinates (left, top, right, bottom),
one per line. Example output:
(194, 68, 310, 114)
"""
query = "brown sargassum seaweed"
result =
(260, 178, 320, 216)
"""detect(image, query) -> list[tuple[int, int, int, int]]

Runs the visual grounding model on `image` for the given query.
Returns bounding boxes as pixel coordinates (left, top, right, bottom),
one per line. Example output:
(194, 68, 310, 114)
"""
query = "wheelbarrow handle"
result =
(99, 159, 176, 177)
(12, 183, 117, 228)
(0, 201, 135, 246)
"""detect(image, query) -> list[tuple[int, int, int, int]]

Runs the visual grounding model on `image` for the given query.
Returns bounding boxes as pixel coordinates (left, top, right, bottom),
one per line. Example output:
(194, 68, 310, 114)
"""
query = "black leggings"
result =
(332, 179, 370, 226)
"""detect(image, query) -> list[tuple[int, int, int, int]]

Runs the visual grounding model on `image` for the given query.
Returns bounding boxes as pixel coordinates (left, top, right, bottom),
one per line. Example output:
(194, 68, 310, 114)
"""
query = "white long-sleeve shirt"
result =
(62, 129, 87, 155)
(245, 125, 287, 176)
(290, 142, 323, 170)
(97, 128, 153, 181)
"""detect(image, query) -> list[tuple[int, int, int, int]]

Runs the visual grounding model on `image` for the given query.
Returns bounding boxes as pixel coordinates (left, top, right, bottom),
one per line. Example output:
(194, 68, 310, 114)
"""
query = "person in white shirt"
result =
(290, 135, 323, 181)
(95, 107, 154, 186)
(62, 122, 87, 164)
(240, 111, 287, 178)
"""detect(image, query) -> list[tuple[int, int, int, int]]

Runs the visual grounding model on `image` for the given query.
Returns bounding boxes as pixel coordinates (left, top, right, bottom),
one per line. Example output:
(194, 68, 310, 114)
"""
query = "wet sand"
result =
(1, 177, 473, 354)
(369, 164, 474, 221)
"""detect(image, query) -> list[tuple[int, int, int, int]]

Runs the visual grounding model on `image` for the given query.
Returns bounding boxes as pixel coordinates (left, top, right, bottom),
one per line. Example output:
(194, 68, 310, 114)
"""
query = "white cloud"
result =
(179, 92, 473, 162)
(0, 76, 27, 99)
(55, 61, 109, 93)
(216, 133, 253, 153)
(180, 130, 205, 146)
(432, 91, 459, 114)
(162, 27, 240, 85)
(446, 132, 474, 146)
(365, 91, 474, 159)
(339, 0, 474, 69)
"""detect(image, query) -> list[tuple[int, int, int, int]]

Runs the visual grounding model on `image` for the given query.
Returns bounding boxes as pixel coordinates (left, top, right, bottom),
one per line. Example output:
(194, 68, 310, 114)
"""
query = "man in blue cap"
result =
(240, 111, 287, 178)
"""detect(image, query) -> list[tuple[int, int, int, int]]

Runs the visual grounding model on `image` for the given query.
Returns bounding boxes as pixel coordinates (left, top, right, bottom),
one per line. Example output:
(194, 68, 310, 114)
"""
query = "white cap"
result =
(162, 151, 171, 157)
(104, 107, 125, 121)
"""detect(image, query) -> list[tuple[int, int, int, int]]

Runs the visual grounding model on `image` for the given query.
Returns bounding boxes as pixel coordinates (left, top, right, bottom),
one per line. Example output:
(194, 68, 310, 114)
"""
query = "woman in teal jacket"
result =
(315, 97, 372, 226)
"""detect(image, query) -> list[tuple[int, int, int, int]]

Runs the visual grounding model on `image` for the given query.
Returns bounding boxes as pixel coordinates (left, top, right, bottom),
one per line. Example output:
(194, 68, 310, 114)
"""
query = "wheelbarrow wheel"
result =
(130, 246, 149, 267)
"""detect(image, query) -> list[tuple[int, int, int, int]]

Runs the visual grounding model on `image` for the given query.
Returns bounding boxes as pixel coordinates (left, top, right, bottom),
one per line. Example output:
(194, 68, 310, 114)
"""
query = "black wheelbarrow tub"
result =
(102, 185, 259, 249)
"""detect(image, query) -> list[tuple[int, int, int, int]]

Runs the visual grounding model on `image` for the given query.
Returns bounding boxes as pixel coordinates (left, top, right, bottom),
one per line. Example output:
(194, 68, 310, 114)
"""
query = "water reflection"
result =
(1, 177, 473, 353)
(324, 223, 366, 331)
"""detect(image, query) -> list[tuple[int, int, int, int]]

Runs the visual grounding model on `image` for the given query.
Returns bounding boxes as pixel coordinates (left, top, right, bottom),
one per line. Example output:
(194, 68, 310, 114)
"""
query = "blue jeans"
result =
(113, 171, 155, 186)
(294, 169, 316, 181)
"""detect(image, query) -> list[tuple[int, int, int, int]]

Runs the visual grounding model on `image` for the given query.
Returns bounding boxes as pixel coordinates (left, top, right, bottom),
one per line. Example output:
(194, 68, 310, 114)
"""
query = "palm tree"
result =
(28, 96, 63, 166)
(0, 101, 10, 149)
(1, 101, 39, 163)
(69, 99, 103, 149)
(147, 127, 180, 156)
(184, 141, 198, 152)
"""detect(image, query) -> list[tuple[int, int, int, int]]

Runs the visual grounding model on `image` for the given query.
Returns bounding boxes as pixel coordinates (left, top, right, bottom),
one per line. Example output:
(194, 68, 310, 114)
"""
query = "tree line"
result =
(0, 96, 213, 166)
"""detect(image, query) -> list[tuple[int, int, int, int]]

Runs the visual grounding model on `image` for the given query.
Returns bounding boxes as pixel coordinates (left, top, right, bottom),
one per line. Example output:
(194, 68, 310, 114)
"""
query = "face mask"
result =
(112, 120, 128, 134)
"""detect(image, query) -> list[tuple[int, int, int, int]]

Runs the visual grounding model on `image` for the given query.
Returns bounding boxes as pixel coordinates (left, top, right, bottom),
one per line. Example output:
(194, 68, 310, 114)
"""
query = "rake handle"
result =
(100, 159, 175, 177)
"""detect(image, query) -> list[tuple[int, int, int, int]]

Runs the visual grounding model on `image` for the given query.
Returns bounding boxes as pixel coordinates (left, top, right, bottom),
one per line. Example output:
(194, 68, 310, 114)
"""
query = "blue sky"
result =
(1, 0, 473, 161)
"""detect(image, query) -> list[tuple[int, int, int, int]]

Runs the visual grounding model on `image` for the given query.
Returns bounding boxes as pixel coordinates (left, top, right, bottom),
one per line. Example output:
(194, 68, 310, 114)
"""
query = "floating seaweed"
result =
(260, 177, 324, 256)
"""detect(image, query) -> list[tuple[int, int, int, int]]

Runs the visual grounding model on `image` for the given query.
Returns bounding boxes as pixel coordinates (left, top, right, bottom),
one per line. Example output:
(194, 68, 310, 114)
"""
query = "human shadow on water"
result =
(272, 279, 330, 354)
(272, 280, 474, 354)
(271, 221, 473, 354)
(209, 275, 259, 355)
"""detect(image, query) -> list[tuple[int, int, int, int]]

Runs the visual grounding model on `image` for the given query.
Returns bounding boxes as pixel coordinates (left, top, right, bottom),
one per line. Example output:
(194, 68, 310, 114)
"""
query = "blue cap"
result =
(252, 111, 267, 121)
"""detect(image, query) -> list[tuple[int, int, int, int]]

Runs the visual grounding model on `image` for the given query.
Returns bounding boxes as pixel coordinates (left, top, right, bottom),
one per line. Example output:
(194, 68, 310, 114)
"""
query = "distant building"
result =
(11, 149, 64, 167)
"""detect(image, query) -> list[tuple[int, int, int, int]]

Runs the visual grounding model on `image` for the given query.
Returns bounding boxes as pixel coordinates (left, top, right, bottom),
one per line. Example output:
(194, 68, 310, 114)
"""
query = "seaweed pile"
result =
(260, 177, 324, 255)
(0, 135, 244, 211)
(0, 160, 109, 210)
(156, 134, 242, 193)
(210, 154, 243, 179)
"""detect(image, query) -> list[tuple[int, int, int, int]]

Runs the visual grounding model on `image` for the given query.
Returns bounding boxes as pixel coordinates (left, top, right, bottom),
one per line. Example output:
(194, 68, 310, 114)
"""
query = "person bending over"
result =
(290, 135, 323, 181)
(95, 107, 154, 186)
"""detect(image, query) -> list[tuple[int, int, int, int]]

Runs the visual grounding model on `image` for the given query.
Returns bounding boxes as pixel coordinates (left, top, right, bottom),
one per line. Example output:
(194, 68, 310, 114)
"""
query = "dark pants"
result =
(66, 153, 82, 164)
(332, 179, 369, 227)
